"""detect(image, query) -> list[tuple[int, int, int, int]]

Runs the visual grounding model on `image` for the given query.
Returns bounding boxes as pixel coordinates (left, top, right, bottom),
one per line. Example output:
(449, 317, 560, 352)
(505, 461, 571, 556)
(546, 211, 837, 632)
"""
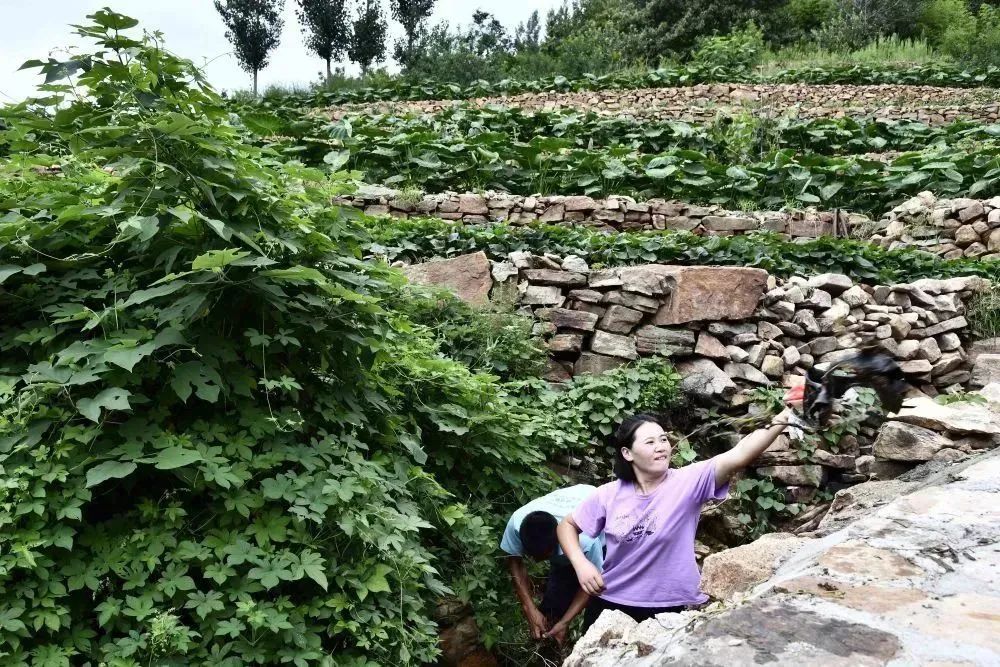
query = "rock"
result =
(598, 305, 644, 334)
(894, 396, 1000, 436)
(777, 321, 806, 337)
(898, 359, 933, 375)
(918, 315, 968, 338)
(761, 355, 785, 378)
(755, 464, 825, 486)
(917, 337, 942, 363)
(549, 308, 598, 332)
(521, 285, 564, 306)
(542, 359, 572, 382)
(724, 362, 771, 385)
(811, 449, 856, 469)
(971, 354, 1000, 387)
(589, 269, 622, 288)
(695, 333, 729, 359)
(908, 276, 987, 294)
(958, 201, 985, 222)
(745, 343, 766, 367)
(635, 326, 695, 356)
(522, 269, 587, 287)
(548, 334, 583, 355)
(840, 285, 871, 307)
(954, 224, 979, 247)
(938, 332, 962, 351)
(563, 195, 597, 212)
(702, 215, 758, 231)
(758, 321, 782, 340)
(538, 203, 565, 222)
(439, 616, 489, 667)
(708, 322, 756, 339)
(782, 345, 801, 367)
(575, 352, 625, 376)
(568, 288, 603, 303)
(807, 273, 852, 295)
(591, 331, 638, 360)
(490, 261, 518, 283)
(930, 351, 964, 376)
(809, 337, 838, 356)
(458, 194, 488, 215)
(803, 289, 833, 309)
(603, 290, 661, 313)
(561, 255, 590, 273)
(701, 534, 805, 601)
(650, 266, 768, 325)
(618, 267, 671, 296)
(793, 310, 820, 334)
(726, 345, 750, 363)
(677, 358, 737, 400)
(888, 314, 911, 340)
(402, 252, 492, 305)
(874, 421, 954, 461)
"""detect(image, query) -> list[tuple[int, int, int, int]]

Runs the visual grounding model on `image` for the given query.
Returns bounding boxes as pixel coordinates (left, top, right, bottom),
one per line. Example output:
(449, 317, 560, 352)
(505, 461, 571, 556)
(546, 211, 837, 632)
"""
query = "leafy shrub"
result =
(690, 23, 765, 73)
(0, 12, 553, 664)
(387, 286, 547, 381)
(939, 4, 1000, 68)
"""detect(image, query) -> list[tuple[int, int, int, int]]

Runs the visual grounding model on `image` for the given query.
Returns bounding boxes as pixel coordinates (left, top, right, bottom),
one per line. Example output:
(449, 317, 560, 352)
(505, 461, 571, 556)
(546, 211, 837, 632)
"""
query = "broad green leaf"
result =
(365, 564, 392, 594)
(192, 249, 251, 271)
(153, 446, 203, 470)
(86, 461, 137, 488)
(77, 388, 132, 423)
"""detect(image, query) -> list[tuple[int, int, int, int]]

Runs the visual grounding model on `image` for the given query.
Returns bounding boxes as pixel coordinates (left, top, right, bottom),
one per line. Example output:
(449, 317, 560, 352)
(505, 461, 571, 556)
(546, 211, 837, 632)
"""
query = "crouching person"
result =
(501, 485, 604, 644)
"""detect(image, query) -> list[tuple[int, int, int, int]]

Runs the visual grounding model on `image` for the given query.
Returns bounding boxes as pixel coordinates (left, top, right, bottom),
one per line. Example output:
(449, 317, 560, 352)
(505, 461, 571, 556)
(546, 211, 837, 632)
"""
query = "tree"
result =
(214, 0, 284, 95)
(391, 0, 435, 70)
(633, 0, 785, 59)
(514, 9, 541, 52)
(295, 0, 350, 82)
(348, 0, 388, 76)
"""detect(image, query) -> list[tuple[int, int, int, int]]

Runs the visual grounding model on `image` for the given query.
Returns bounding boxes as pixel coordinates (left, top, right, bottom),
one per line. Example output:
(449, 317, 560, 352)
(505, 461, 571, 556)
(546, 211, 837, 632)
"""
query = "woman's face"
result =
(622, 421, 672, 476)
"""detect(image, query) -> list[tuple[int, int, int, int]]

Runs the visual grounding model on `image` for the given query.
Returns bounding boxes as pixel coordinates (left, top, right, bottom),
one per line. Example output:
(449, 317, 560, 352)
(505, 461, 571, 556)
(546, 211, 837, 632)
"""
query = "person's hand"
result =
(524, 605, 549, 640)
(544, 620, 568, 645)
(575, 561, 605, 596)
(783, 377, 805, 409)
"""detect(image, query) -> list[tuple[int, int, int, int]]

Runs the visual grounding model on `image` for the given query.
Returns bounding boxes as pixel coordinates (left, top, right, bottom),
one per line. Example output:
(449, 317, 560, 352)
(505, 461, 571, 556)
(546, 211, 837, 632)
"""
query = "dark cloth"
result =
(538, 562, 582, 622)
(582, 596, 683, 631)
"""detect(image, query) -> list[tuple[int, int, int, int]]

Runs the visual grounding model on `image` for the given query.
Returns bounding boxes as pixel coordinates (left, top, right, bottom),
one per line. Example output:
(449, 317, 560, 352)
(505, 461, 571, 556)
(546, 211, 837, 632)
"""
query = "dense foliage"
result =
(0, 13, 566, 664)
(365, 217, 1000, 284)
(244, 103, 1000, 161)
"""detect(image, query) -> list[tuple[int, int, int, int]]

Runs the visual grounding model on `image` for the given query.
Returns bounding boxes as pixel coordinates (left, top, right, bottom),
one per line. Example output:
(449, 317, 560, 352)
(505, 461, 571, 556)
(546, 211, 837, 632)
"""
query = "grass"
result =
(759, 36, 949, 73)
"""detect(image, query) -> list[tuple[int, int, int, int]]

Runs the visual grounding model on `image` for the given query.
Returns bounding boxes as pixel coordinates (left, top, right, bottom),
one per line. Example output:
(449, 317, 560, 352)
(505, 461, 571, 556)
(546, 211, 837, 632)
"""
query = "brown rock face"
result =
(401, 252, 492, 305)
(649, 265, 768, 325)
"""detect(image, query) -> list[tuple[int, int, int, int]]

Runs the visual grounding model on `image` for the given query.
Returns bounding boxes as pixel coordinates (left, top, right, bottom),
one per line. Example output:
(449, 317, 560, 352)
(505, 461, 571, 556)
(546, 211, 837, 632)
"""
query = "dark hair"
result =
(610, 413, 666, 482)
(519, 511, 558, 559)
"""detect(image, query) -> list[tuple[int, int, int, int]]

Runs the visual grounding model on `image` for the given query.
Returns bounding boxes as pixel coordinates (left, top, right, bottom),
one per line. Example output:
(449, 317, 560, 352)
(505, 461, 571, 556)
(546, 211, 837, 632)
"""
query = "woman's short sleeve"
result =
(572, 485, 608, 538)
(691, 459, 730, 505)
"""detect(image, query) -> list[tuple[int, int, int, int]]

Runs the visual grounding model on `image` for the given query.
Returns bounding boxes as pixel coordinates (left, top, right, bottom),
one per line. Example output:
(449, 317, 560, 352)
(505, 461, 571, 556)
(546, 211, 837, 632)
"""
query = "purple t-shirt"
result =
(572, 459, 729, 607)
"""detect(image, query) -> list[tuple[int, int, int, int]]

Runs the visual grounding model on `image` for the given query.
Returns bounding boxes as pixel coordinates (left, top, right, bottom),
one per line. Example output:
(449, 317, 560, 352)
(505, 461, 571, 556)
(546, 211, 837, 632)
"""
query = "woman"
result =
(545, 394, 799, 637)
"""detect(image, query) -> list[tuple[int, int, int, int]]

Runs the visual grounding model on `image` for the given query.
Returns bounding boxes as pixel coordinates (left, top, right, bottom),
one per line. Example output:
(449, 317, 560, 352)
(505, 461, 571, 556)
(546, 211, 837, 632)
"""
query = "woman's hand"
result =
(575, 560, 605, 596)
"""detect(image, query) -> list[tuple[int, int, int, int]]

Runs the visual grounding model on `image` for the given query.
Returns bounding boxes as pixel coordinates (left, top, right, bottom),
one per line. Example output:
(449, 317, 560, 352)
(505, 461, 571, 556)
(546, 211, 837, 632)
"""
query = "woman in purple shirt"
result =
(549, 396, 798, 636)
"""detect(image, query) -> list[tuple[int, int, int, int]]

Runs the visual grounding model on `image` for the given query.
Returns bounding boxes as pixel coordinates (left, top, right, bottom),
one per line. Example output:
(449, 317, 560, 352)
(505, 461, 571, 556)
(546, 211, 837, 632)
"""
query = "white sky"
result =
(1, 0, 565, 102)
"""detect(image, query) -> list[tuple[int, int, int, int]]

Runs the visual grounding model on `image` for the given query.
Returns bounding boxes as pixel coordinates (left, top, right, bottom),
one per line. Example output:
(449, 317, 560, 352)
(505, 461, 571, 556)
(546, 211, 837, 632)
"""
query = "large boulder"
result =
(700, 533, 806, 601)
(873, 421, 953, 461)
(641, 266, 768, 325)
(402, 252, 492, 305)
(893, 396, 1000, 437)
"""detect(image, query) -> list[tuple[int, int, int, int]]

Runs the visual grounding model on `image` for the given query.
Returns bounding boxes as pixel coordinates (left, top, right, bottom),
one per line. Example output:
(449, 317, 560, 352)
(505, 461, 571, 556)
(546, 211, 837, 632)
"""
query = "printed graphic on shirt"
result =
(611, 508, 658, 544)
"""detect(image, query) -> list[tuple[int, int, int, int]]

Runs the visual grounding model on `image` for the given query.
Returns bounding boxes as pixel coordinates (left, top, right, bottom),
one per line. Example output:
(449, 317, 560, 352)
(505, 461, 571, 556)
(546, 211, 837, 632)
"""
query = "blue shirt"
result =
(500, 484, 604, 570)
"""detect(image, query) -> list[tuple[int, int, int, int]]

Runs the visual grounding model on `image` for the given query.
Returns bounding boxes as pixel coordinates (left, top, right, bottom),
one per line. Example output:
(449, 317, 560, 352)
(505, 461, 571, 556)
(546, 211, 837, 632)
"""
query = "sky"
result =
(1, 0, 566, 102)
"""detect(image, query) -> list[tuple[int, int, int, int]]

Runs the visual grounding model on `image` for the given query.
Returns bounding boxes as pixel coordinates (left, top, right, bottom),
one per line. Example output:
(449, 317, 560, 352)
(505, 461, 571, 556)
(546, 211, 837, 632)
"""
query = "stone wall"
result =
(403, 250, 992, 496)
(329, 83, 1000, 125)
(339, 188, 871, 239)
(872, 192, 1000, 260)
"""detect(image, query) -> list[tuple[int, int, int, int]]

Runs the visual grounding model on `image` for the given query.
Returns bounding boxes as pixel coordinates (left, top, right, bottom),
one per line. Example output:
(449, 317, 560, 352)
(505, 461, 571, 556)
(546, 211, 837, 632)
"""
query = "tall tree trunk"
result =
(253, 69, 259, 96)
(325, 57, 332, 83)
